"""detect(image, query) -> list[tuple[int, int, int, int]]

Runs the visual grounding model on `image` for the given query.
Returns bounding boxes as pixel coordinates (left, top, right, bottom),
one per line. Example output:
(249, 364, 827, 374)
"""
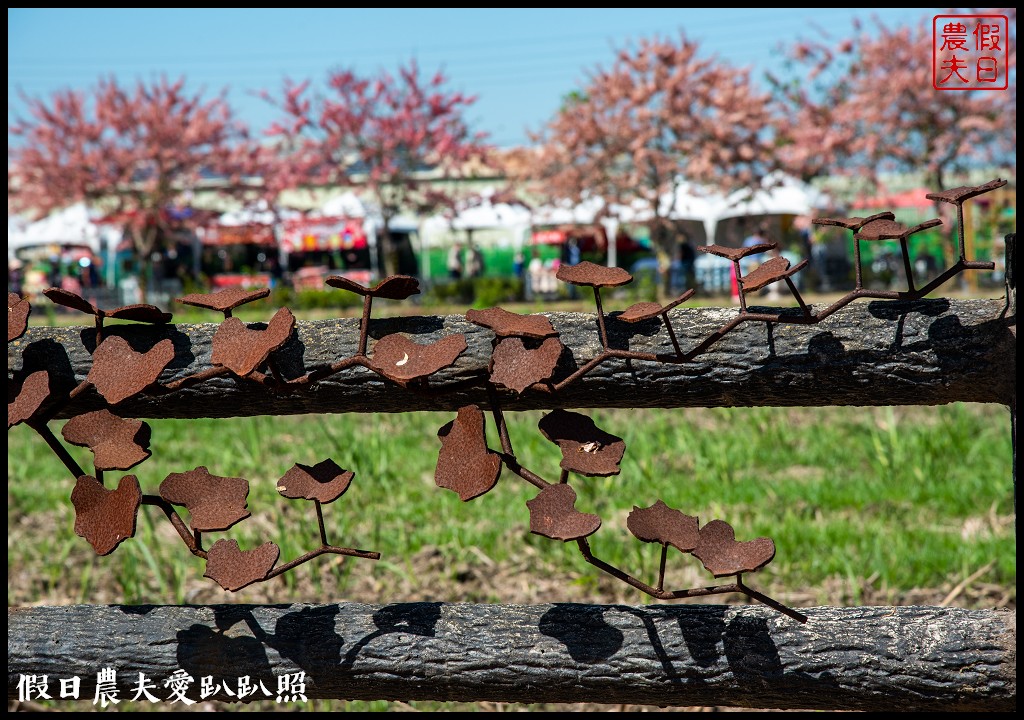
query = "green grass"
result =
(8, 403, 1014, 609)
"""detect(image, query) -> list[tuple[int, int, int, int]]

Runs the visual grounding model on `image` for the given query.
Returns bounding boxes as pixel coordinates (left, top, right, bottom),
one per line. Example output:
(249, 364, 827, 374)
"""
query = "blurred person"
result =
(447, 243, 464, 279)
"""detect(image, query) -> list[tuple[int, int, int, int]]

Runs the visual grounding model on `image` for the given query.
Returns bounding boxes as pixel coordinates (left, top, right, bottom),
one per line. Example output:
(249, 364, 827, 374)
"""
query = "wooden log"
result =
(7, 603, 1016, 711)
(7, 297, 1015, 419)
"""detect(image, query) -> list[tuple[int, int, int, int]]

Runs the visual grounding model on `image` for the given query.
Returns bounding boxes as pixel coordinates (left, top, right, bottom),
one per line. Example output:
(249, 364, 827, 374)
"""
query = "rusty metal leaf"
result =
(537, 409, 625, 477)
(699, 243, 775, 261)
(692, 519, 776, 578)
(742, 256, 791, 292)
(88, 336, 175, 405)
(8, 370, 50, 428)
(61, 409, 151, 471)
(204, 539, 280, 592)
(104, 304, 173, 324)
(626, 500, 700, 552)
(70, 474, 141, 556)
(159, 466, 251, 532)
(367, 333, 467, 385)
(526, 483, 601, 541)
(465, 307, 557, 339)
(435, 405, 501, 501)
(42, 287, 98, 315)
(277, 459, 354, 504)
(211, 307, 295, 376)
(618, 291, 697, 323)
(853, 218, 910, 241)
(489, 336, 563, 394)
(813, 212, 894, 231)
(177, 288, 270, 313)
(556, 261, 633, 287)
(926, 178, 1006, 205)
(8, 293, 31, 342)
(326, 274, 420, 300)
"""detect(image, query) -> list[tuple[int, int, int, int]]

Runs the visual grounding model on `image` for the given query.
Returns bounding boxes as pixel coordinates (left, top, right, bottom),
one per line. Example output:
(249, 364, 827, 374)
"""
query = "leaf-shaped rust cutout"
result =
(435, 405, 501, 501)
(367, 333, 467, 385)
(489, 336, 563, 394)
(526, 483, 601, 541)
(61, 409, 151, 471)
(326, 274, 420, 300)
(104, 304, 172, 324)
(8, 370, 49, 428)
(211, 307, 295, 376)
(277, 459, 354, 504)
(627, 500, 700, 553)
(465, 307, 557, 339)
(813, 212, 895, 231)
(855, 218, 942, 242)
(177, 288, 270, 313)
(556, 261, 632, 287)
(8, 293, 31, 342)
(926, 178, 1006, 205)
(88, 336, 175, 405)
(159, 466, 251, 532)
(43, 287, 98, 315)
(619, 289, 696, 323)
(692, 519, 776, 578)
(204, 539, 280, 592)
(70, 474, 141, 556)
(537, 409, 625, 477)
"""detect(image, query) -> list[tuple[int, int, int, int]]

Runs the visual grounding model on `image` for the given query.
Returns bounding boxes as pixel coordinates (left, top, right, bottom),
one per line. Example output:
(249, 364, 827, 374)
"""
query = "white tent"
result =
(318, 191, 369, 219)
(713, 173, 832, 224)
(7, 203, 117, 257)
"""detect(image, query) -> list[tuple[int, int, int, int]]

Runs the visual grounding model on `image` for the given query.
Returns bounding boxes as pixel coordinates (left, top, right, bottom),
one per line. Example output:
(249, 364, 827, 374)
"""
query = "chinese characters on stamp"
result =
(933, 14, 1009, 90)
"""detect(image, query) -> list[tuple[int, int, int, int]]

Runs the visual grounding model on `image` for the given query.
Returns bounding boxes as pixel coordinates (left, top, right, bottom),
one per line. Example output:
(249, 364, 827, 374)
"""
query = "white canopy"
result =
(318, 191, 369, 218)
(715, 172, 832, 222)
(8, 203, 118, 257)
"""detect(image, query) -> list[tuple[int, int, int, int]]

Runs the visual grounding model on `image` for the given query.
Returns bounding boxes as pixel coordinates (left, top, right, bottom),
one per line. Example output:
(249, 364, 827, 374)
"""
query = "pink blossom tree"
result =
(260, 60, 492, 277)
(9, 75, 262, 301)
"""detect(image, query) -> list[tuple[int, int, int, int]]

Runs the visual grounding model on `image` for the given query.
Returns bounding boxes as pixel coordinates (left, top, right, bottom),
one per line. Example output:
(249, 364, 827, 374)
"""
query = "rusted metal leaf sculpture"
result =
(88, 336, 175, 405)
(465, 307, 557, 339)
(626, 500, 701, 553)
(176, 288, 270, 314)
(813, 211, 895, 231)
(855, 218, 942, 242)
(489, 336, 563, 394)
(435, 405, 501, 501)
(698, 243, 775, 262)
(526, 483, 601, 541)
(159, 466, 251, 532)
(8, 293, 31, 342)
(538, 409, 625, 477)
(556, 261, 632, 288)
(61, 409, 151, 471)
(619, 289, 696, 323)
(211, 307, 295, 376)
(277, 459, 354, 504)
(70, 474, 141, 556)
(692, 519, 776, 578)
(926, 178, 1007, 205)
(327, 274, 420, 300)
(204, 539, 280, 592)
(42, 288, 171, 323)
(8, 370, 50, 428)
(367, 333, 467, 385)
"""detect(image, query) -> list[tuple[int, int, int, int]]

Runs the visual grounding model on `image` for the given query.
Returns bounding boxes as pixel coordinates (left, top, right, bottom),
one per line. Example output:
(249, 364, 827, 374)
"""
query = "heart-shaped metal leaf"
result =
(556, 261, 632, 288)
(159, 466, 251, 532)
(42, 287, 98, 315)
(465, 307, 557, 339)
(8, 293, 31, 342)
(692, 519, 776, 578)
(177, 288, 270, 313)
(489, 336, 563, 394)
(367, 333, 467, 385)
(211, 307, 295, 376)
(626, 500, 700, 553)
(88, 336, 175, 405)
(277, 459, 354, 504)
(326, 274, 420, 299)
(8, 370, 50, 428)
(204, 539, 280, 592)
(435, 405, 501, 501)
(70, 474, 141, 556)
(526, 483, 601, 541)
(61, 409, 151, 471)
(537, 409, 625, 477)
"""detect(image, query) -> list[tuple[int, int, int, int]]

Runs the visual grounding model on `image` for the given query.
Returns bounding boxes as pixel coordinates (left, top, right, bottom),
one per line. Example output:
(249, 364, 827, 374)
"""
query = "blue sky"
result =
(9, 8, 940, 150)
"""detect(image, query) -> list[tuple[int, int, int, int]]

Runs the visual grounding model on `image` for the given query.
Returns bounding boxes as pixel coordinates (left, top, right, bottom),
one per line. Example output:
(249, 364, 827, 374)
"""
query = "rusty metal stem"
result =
(161, 367, 231, 392)
(592, 287, 609, 348)
(661, 312, 683, 357)
(854, 239, 863, 289)
(558, 468, 569, 485)
(67, 380, 93, 402)
(486, 384, 514, 456)
(357, 295, 373, 356)
(95, 468, 104, 485)
(737, 576, 809, 623)
(497, 453, 549, 489)
(194, 530, 203, 552)
(141, 495, 207, 559)
(657, 544, 668, 592)
(266, 545, 381, 578)
(29, 421, 84, 479)
(899, 238, 917, 294)
(315, 500, 328, 546)
(956, 203, 967, 260)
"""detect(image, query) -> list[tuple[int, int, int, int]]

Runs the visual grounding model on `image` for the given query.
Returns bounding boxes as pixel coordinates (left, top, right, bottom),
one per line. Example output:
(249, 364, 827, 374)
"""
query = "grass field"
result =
(8, 290, 1016, 712)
